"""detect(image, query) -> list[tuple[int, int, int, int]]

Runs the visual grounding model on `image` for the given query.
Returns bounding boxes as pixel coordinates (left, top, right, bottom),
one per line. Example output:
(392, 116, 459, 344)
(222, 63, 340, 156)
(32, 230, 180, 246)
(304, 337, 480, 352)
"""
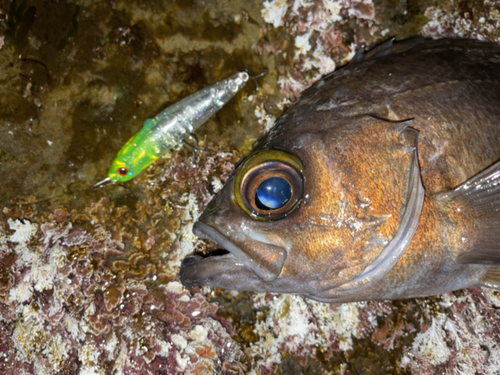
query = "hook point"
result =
(89, 177, 115, 190)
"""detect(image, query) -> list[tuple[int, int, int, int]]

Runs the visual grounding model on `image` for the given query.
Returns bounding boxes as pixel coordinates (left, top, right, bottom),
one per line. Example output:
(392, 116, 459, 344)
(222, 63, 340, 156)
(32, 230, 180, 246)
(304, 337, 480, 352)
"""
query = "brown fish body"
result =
(181, 38, 500, 303)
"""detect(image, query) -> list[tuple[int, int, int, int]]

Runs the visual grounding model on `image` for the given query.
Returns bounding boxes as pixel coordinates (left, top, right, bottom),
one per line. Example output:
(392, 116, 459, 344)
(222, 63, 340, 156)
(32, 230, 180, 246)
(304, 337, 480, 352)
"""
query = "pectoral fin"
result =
(482, 266, 500, 289)
(438, 160, 500, 266)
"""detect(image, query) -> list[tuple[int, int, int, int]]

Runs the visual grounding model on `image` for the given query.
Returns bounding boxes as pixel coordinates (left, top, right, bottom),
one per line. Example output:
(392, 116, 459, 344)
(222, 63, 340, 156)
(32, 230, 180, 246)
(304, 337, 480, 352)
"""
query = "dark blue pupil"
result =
(255, 177, 292, 210)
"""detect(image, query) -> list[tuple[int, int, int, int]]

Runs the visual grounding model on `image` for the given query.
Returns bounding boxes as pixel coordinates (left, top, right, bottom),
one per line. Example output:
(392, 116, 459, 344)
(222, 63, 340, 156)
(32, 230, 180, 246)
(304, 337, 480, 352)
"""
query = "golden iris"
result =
(234, 149, 304, 220)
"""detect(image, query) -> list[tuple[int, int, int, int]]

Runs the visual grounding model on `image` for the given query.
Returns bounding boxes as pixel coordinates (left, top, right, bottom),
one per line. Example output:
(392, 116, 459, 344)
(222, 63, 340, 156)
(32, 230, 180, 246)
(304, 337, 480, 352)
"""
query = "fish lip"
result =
(192, 221, 226, 246)
(192, 222, 247, 263)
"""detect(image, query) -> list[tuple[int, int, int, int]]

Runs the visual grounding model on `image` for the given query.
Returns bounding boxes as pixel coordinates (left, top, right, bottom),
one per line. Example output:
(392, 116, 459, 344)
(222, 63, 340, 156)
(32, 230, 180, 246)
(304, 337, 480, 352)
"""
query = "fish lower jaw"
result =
(179, 253, 243, 288)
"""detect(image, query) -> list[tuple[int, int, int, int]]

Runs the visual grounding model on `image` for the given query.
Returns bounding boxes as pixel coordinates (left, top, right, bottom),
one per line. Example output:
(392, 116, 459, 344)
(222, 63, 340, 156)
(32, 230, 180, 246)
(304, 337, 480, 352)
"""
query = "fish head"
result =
(181, 115, 419, 301)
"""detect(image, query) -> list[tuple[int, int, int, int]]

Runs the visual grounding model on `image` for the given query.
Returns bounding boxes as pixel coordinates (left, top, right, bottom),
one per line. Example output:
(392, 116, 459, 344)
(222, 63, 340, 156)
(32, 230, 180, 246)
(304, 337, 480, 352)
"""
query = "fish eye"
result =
(255, 177, 292, 210)
(235, 150, 304, 220)
(118, 167, 128, 176)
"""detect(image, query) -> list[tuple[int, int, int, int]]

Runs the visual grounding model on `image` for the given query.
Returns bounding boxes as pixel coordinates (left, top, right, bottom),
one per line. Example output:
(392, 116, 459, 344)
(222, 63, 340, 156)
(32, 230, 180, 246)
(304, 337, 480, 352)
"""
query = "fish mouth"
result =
(180, 222, 244, 288)
(180, 222, 287, 289)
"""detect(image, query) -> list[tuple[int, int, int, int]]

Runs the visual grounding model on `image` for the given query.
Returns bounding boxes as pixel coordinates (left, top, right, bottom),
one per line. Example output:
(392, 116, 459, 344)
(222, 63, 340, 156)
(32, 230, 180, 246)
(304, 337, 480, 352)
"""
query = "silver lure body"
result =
(146, 71, 251, 154)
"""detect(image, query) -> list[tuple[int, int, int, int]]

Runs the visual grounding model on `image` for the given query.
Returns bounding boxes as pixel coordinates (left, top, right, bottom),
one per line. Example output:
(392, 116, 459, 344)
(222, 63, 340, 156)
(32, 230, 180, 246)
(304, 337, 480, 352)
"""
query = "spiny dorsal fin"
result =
(350, 37, 425, 65)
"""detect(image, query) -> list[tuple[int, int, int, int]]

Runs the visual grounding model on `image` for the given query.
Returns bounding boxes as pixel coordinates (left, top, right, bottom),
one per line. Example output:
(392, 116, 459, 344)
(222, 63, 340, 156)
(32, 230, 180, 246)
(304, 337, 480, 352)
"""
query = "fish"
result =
(91, 71, 250, 189)
(180, 38, 500, 303)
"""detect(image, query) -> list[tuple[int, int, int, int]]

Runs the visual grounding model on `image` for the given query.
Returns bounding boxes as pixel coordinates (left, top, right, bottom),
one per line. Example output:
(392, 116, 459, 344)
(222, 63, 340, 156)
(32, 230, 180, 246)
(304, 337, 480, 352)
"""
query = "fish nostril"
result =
(181, 256, 202, 268)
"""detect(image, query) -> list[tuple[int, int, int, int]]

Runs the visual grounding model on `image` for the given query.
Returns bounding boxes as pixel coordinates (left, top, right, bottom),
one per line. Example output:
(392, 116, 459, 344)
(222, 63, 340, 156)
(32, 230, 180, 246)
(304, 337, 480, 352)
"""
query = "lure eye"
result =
(235, 150, 304, 220)
(118, 167, 128, 176)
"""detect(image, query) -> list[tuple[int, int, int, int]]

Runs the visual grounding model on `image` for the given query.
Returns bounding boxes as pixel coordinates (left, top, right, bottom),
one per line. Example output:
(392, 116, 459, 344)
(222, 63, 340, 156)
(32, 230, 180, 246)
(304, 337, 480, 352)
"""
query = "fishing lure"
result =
(91, 71, 251, 189)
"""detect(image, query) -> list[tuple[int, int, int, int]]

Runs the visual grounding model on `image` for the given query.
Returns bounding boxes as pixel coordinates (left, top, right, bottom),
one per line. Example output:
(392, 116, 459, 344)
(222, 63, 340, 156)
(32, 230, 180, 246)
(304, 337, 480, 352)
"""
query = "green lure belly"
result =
(101, 71, 250, 184)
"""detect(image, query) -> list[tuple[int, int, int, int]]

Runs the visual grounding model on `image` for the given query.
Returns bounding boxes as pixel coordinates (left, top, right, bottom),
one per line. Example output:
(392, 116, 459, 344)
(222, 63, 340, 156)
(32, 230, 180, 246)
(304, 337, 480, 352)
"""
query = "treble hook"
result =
(89, 177, 116, 190)
(245, 68, 268, 91)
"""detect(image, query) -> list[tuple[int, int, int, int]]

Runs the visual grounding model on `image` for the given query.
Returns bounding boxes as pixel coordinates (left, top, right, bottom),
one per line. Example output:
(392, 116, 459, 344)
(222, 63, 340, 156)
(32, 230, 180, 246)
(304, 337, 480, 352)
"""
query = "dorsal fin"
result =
(360, 38, 395, 61)
(350, 37, 425, 65)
